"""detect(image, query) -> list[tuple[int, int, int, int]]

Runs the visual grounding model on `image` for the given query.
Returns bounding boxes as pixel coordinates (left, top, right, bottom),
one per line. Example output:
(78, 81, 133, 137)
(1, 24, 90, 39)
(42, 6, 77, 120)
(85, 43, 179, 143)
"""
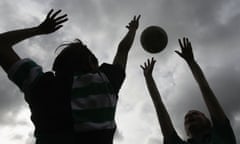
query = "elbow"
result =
(0, 35, 10, 47)
(118, 43, 131, 54)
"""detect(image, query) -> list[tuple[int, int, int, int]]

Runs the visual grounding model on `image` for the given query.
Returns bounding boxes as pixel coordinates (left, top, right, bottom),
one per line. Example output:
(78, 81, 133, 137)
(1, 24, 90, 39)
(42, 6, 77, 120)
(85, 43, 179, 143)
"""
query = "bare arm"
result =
(141, 58, 176, 138)
(0, 9, 68, 72)
(113, 15, 140, 70)
(175, 37, 227, 123)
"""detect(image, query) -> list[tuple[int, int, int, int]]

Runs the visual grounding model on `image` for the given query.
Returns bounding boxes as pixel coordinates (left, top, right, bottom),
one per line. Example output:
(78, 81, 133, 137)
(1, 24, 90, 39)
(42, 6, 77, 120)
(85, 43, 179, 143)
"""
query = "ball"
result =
(140, 26, 168, 53)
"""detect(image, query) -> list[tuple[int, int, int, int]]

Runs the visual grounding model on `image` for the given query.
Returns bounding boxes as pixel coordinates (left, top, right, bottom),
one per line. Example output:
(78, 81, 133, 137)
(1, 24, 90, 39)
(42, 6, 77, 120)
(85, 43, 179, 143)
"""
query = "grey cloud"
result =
(209, 66, 240, 116)
(153, 0, 240, 51)
(50, 0, 105, 32)
(0, 76, 25, 124)
(11, 134, 24, 140)
(114, 128, 124, 142)
(165, 59, 240, 140)
(0, 0, 240, 143)
(233, 121, 240, 143)
(146, 137, 162, 144)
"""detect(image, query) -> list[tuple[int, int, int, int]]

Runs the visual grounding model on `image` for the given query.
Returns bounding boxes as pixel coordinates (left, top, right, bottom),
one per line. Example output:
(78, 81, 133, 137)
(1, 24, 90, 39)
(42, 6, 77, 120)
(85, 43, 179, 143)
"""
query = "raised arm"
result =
(113, 15, 140, 70)
(141, 58, 176, 138)
(175, 37, 227, 123)
(0, 9, 68, 72)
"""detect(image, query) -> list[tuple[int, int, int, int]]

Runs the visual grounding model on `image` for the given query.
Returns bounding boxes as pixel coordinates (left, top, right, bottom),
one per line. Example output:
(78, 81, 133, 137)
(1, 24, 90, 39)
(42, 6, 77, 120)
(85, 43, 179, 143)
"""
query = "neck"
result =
(55, 70, 73, 77)
(190, 130, 211, 142)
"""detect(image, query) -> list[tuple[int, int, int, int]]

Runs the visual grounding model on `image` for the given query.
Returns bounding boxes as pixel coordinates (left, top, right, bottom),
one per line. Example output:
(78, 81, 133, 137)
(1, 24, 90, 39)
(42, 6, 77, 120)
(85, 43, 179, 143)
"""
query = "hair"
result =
(52, 39, 98, 75)
(184, 110, 212, 137)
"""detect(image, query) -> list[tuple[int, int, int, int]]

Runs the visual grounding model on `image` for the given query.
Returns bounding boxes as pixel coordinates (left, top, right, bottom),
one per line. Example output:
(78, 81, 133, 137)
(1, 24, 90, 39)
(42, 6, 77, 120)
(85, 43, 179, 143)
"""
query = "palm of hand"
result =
(141, 58, 156, 77)
(176, 37, 194, 61)
(126, 15, 141, 30)
(38, 9, 68, 34)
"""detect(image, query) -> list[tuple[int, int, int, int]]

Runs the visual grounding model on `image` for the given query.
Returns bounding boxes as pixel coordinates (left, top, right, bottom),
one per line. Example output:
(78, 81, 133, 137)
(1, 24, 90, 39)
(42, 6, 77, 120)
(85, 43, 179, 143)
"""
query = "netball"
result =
(140, 26, 168, 53)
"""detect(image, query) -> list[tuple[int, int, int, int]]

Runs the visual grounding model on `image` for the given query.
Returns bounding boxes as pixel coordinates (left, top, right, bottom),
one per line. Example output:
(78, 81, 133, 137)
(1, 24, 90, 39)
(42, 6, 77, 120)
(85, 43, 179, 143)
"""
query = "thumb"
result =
(174, 50, 184, 58)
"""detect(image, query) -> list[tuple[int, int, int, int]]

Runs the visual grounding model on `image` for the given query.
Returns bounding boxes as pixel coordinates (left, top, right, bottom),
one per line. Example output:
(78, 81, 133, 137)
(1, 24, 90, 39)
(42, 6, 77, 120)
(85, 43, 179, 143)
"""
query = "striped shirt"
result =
(7, 58, 74, 143)
(8, 59, 125, 134)
(8, 58, 43, 95)
(71, 64, 125, 132)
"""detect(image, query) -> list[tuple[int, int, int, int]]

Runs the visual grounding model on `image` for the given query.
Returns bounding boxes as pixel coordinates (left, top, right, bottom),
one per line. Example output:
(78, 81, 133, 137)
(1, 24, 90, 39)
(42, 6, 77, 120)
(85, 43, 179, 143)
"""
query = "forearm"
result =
(118, 29, 136, 51)
(187, 60, 227, 121)
(113, 29, 136, 69)
(145, 75, 175, 137)
(0, 27, 41, 72)
(0, 26, 41, 47)
(0, 47, 20, 72)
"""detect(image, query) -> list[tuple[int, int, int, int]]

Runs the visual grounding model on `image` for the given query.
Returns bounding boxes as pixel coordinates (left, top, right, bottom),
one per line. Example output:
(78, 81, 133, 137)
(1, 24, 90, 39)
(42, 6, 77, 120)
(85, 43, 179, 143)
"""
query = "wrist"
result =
(128, 28, 137, 32)
(186, 59, 196, 66)
(144, 74, 153, 79)
(35, 25, 45, 35)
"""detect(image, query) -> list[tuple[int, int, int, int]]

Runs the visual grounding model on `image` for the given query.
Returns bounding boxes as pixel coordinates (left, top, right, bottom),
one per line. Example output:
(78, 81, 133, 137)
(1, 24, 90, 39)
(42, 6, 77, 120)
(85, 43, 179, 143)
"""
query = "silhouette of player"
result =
(0, 9, 73, 144)
(68, 15, 140, 144)
(140, 38, 236, 144)
(0, 8, 140, 144)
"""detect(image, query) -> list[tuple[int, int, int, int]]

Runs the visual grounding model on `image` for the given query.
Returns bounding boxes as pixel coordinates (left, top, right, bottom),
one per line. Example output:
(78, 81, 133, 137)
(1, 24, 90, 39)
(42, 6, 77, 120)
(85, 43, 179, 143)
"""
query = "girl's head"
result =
(184, 110, 212, 138)
(53, 39, 98, 75)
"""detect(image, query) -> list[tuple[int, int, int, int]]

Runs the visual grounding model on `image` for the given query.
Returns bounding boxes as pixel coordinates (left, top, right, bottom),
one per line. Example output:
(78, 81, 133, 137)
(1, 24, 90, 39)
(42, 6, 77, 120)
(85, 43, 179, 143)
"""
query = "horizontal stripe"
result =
(71, 82, 114, 99)
(72, 107, 116, 123)
(71, 94, 117, 110)
(11, 60, 39, 90)
(74, 121, 116, 132)
(72, 72, 108, 88)
(8, 59, 32, 78)
(22, 66, 43, 93)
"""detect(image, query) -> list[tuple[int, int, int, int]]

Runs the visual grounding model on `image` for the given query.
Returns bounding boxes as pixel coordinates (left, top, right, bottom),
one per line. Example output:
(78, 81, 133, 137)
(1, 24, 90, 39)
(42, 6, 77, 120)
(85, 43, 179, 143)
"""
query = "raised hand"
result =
(112, 15, 140, 70)
(38, 9, 68, 34)
(175, 37, 194, 62)
(126, 15, 141, 31)
(140, 57, 156, 77)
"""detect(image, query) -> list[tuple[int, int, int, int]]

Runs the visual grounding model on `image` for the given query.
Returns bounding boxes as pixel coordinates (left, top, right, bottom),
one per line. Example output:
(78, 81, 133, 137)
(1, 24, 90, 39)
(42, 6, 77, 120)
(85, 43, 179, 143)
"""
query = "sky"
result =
(0, 0, 239, 143)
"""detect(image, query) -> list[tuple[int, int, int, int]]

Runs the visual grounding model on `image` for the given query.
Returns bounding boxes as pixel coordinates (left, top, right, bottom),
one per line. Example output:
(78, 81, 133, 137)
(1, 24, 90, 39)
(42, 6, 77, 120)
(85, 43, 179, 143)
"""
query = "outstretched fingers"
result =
(184, 37, 190, 49)
(151, 57, 156, 67)
(126, 14, 141, 30)
(46, 9, 68, 25)
(178, 38, 184, 50)
(133, 15, 136, 21)
(53, 25, 63, 32)
(50, 9, 62, 19)
(149, 57, 156, 70)
(38, 9, 68, 34)
(46, 9, 54, 19)
(174, 50, 183, 58)
(136, 15, 141, 21)
(132, 15, 141, 23)
(176, 37, 194, 61)
(140, 61, 147, 70)
(176, 38, 184, 58)
(140, 57, 156, 76)
(140, 65, 145, 70)
(55, 15, 68, 25)
(55, 14, 68, 22)
(52, 11, 68, 24)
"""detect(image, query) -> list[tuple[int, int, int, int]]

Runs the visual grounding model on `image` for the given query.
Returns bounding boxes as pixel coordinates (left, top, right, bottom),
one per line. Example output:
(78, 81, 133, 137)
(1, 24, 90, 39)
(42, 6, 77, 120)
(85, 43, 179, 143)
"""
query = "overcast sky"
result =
(0, 0, 239, 144)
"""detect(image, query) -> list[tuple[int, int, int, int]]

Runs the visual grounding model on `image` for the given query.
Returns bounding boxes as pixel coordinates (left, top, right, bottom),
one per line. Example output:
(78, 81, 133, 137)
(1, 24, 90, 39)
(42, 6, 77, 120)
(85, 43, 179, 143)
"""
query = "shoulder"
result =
(164, 132, 187, 144)
(100, 63, 125, 76)
(100, 63, 123, 70)
(99, 63, 126, 93)
(27, 71, 56, 102)
(7, 58, 44, 93)
(8, 58, 42, 78)
(38, 71, 55, 84)
(100, 63, 125, 79)
(212, 118, 236, 144)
